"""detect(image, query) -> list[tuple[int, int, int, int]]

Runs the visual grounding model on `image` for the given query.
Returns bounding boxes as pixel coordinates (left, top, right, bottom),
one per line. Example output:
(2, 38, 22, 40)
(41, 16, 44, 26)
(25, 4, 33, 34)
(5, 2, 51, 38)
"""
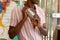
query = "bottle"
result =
(27, 8, 35, 20)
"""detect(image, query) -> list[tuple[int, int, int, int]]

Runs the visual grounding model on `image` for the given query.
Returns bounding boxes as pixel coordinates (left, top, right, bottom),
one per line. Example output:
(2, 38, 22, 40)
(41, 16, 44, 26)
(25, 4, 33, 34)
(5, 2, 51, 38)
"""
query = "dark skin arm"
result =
(32, 15, 48, 36)
(38, 23, 48, 36)
(8, 6, 28, 36)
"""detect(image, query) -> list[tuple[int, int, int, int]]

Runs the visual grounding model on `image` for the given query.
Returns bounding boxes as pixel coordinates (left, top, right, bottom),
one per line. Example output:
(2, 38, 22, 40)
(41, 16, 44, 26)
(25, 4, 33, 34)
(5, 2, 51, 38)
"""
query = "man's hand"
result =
(32, 15, 47, 36)
(32, 15, 41, 27)
(22, 6, 28, 19)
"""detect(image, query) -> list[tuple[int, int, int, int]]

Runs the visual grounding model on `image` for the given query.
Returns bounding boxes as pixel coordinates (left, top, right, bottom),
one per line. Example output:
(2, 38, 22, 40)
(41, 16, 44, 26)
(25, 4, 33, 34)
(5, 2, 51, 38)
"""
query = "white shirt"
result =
(11, 4, 46, 40)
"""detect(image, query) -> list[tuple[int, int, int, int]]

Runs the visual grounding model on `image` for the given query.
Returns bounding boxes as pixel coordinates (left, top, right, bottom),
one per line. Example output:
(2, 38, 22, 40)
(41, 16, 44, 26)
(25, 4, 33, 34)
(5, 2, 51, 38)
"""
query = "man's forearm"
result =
(14, 17, 27, 34)
(8, 17, 27, 35)
(38, 25, 48, 36)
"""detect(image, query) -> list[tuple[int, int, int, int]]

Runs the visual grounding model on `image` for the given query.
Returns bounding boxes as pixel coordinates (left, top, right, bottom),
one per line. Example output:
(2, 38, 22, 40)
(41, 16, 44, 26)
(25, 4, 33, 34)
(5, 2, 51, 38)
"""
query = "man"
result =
(0, 0, 17, 40)
(8, 0, 48, 40)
